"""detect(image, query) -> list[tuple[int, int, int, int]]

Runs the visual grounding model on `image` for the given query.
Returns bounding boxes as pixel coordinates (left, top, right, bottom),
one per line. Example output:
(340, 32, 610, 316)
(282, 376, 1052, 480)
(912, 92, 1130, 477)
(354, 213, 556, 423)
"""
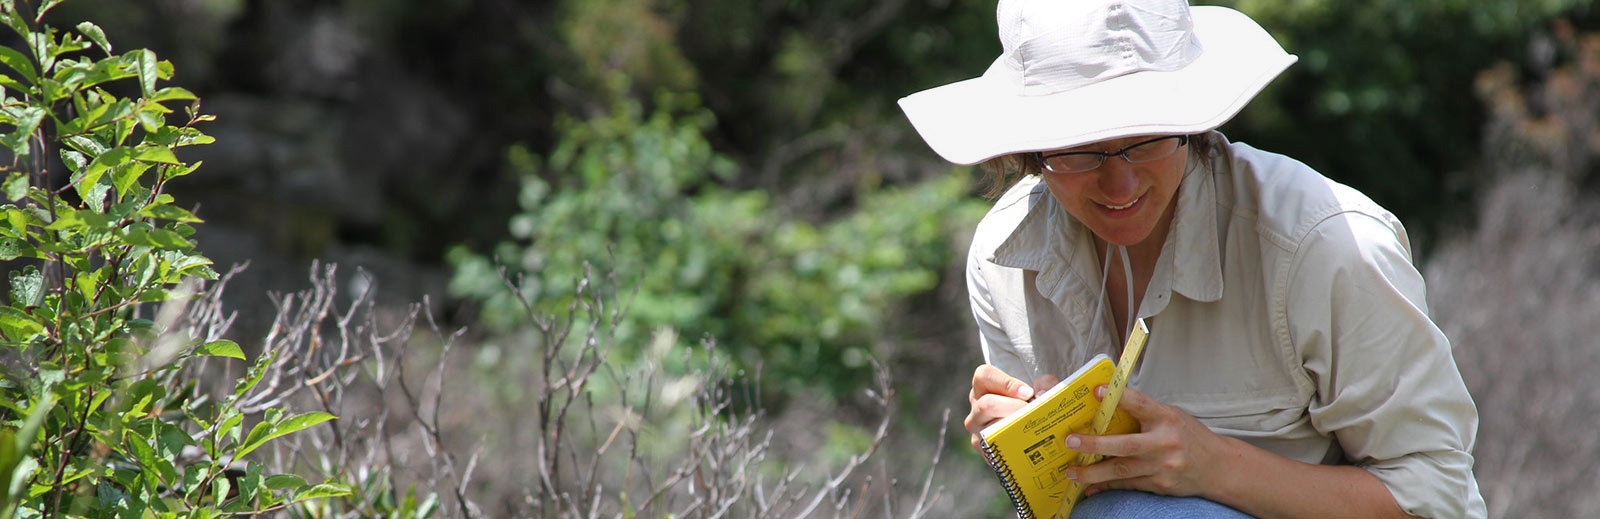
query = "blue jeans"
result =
(1067, 490, 1252, 519)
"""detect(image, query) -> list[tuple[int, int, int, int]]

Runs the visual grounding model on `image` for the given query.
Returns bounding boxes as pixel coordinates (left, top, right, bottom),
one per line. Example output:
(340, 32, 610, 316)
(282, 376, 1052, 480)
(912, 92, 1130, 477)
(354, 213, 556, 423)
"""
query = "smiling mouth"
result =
(1101, 196, 1141, 210)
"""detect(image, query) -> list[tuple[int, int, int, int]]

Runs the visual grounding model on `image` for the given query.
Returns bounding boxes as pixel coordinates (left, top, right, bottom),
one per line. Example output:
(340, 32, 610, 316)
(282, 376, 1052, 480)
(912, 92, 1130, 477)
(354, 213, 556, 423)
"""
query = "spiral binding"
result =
(980, 439, 1034, 519)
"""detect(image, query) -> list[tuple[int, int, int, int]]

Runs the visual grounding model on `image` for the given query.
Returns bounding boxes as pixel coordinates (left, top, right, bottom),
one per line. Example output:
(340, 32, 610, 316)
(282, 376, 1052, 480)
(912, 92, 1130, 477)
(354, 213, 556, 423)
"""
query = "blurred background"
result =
(36, 0, 1600, 516)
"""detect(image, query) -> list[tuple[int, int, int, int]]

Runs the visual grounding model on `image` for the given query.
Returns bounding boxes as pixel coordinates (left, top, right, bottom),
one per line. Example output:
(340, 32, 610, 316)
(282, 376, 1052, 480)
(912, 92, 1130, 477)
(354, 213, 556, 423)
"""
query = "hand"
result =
(1063, 386, 1231, 498)
(964, 364, 1060, 450)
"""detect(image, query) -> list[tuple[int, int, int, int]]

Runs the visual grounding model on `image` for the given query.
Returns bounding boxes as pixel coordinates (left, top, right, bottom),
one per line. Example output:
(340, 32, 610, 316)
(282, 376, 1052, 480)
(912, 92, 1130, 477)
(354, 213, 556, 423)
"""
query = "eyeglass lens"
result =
(1043, 136, 1184, 173)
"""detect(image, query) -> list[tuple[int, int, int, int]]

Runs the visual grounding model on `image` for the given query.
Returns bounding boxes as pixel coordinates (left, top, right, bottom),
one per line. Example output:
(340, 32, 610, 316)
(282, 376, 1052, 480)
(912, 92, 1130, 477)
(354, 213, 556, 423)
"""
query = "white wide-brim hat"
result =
(899, 0, 1297, 165)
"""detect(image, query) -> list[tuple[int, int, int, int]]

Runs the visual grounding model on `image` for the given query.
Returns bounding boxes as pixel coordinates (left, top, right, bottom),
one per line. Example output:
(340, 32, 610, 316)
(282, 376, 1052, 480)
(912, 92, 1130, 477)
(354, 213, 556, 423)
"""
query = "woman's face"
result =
(1038, 135, 1187, 248)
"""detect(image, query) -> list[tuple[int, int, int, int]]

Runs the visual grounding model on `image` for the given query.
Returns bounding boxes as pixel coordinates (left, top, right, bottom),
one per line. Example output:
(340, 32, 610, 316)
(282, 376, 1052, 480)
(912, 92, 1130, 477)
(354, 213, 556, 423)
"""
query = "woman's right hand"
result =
(965, 364, 1060, 450)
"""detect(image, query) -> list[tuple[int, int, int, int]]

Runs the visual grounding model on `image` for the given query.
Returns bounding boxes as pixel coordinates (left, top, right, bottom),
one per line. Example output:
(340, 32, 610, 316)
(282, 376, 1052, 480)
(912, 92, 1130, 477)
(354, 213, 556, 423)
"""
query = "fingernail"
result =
(1018, 385, 1034, 400)
(1096, 385, 1107, 399)
(1085, 487, 1099, 497)
(1065, 435, 1081, 449)
(1064, 468, 1078, 482)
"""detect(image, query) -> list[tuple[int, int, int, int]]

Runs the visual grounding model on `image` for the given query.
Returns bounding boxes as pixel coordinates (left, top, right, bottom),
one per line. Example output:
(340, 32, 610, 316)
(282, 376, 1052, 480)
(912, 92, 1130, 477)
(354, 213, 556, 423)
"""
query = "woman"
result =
(898, 1, 1485, 518)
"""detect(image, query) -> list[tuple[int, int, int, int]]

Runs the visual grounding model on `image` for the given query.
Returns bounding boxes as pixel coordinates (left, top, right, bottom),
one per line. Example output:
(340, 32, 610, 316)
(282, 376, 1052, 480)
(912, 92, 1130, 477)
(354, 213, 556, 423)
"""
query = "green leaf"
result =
(273, 412, 337, 438)
(76, 21, 110, 55)
(82, 175, 111, 212)
(134, 146, 179, 164)
(8, 264, 41, 306)
(0, 306, 44, 345)
(291, 482, 353, 502)
(2, 171, 26, 201)
(113, 161, 151, 201)
(211, 476, 230, 506)
(164, 161, 203, 180)
(64, 135, 106, 156)
(234, 412, 335, 460)
(136, 109, 161, 132)
(237, 463, 263, 504)
(122, 226, 192, 250)
(150, 86, 195, 103)
(133, 48, 156, 98)
(1, 105, 45, 156)
(215, 413, 244, 450)
(194, 340, 243, 360)
(0, 45, 35, 84)
(138, 203, 200, 223)
(0, 73, 23, 92)
(236, 421, 272, 460)
(59, 148, 86, 173)
(76, 146, 134, 195)
(0, 5, 27, 42)
(0, 394, 55, 513)
(264, 474, 306, 491)
(0, 237, 26, 261)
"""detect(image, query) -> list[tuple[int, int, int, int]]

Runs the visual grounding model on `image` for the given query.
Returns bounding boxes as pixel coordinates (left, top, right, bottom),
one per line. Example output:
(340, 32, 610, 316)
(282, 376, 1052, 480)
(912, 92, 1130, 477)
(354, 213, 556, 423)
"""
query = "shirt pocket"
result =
(1167, 391, 1309, 437)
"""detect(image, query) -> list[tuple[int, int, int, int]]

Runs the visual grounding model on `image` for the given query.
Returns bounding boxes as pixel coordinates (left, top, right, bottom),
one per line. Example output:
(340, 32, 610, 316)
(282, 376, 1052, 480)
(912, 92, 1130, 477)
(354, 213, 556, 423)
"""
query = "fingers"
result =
(1066, 455, 1153, 487)
(966, 392, 1032, 436)
(973, 364, 1034, 401)
(1066, 430, 1146, 458)
(965, 364, 1037, 447)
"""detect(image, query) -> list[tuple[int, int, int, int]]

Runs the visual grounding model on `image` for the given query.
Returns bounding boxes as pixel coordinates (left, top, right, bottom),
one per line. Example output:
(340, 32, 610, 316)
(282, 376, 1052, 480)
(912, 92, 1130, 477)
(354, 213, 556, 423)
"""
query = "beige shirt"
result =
(967, 138, 1485, 518)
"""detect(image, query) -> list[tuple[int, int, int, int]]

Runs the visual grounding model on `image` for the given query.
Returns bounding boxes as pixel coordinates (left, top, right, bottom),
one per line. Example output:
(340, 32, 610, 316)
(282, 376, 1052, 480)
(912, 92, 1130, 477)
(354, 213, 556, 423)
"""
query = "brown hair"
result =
(976, 131, 1229, 199)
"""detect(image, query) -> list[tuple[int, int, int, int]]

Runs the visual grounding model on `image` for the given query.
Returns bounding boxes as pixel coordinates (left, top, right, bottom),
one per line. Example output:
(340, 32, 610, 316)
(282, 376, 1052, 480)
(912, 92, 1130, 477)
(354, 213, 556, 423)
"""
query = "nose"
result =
(1096, 157, 1141, 200)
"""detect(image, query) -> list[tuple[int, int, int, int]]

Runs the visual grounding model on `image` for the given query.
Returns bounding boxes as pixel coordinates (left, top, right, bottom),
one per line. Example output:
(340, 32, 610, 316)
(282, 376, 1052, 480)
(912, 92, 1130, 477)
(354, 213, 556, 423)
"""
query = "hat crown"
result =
(997, 0, 1202, 96)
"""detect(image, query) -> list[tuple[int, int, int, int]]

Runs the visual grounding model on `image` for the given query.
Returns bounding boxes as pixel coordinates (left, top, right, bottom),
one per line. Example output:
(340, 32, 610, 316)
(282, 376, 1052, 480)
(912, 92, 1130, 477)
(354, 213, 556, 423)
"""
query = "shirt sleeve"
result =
(967, 238, 1031, 381)
(1286, 211, 1485, 519)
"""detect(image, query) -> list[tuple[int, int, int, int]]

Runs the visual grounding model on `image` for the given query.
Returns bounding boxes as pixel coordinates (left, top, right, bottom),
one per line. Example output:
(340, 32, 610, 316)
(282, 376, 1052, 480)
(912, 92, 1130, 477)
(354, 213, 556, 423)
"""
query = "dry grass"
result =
(1425, 22, 1600, 517)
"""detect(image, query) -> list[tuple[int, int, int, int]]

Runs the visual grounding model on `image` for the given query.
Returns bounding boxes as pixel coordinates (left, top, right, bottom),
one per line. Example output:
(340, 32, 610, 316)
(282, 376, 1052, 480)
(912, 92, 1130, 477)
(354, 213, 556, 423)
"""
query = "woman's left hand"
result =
(1063, 386, 1235, 498)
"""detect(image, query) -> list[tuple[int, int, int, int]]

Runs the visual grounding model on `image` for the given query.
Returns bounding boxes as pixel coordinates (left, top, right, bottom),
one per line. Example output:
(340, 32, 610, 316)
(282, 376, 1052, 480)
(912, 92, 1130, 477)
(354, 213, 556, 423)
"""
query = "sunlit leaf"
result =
(134, 49, 156, 97)
(150, 86, 195, 102)
(76, 147, 135, 197)
(3, 171, 26, 201)
(75, 21, 110, 55)
(273, 412, 336, 438)
(194, 340, 243, 360)
(291, 482, 353, 502)
(0, 45, 35, 84)
(1, 105, 45, 156)
(0, 306, 43, 342)
(133, 146, 178, 164)
(234, 412, 336, 461)
(8, 264, 41, 306)
(112, 161, 151, 201)
(138, 203, 200, 223)
(264, 474, 306, 491)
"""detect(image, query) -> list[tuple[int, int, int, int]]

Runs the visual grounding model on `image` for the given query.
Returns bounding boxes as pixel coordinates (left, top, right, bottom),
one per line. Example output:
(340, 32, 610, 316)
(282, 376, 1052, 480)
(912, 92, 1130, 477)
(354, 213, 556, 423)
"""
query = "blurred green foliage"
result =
(1215, 0, 1596, 240)
(448, 92, 987, 400)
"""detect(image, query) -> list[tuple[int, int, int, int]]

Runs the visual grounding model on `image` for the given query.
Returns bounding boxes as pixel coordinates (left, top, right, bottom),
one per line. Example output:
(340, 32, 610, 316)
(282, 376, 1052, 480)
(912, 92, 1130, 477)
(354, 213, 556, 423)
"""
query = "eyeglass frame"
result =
(1036, 134, 1190, 174)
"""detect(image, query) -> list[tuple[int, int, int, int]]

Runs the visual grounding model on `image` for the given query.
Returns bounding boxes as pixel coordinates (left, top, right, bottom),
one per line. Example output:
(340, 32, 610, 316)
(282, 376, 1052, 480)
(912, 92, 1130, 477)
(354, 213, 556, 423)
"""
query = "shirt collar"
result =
(989, 149, 1225, 310)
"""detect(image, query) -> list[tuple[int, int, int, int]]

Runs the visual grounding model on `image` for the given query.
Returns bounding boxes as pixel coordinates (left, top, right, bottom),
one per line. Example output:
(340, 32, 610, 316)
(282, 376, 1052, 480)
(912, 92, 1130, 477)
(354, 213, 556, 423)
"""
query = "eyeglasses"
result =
(1037, 135, 1189, 174)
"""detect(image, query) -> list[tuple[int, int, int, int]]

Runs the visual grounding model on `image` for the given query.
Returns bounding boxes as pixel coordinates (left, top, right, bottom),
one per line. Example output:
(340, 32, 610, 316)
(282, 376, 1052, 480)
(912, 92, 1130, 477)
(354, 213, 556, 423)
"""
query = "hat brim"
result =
(898, 6, 1297, 165)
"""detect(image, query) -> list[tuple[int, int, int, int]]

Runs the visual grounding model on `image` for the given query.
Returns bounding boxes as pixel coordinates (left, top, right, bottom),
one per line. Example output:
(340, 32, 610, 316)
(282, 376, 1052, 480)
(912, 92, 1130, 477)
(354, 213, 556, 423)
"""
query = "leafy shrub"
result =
(448, 93, 987, 400)
(0, 1, 347, 517)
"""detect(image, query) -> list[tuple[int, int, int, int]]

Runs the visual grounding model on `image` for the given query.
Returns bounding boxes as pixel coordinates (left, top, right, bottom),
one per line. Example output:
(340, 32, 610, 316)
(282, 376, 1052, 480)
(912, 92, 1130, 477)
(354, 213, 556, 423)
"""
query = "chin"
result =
(1094, 227, 1155, 247)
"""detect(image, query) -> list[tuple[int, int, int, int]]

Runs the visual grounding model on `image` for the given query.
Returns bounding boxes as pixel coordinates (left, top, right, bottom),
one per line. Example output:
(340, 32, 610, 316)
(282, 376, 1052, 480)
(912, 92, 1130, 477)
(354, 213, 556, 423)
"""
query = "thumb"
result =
(1007, 376, 1035, 401)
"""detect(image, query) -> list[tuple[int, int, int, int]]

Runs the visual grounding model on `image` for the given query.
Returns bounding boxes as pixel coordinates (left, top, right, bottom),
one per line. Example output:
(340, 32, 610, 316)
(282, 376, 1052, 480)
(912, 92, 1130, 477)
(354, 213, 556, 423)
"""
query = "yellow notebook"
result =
(978, 319, 1149, 519)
